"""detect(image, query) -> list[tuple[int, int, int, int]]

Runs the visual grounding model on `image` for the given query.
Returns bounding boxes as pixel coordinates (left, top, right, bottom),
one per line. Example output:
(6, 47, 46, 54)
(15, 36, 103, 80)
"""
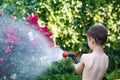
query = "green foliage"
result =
(41, 74, 82, 80)
(0, 0, 4, 6)
(1, 0, 120, 79)
(105, 69, 120, 80)
(37, 58, 82, 80)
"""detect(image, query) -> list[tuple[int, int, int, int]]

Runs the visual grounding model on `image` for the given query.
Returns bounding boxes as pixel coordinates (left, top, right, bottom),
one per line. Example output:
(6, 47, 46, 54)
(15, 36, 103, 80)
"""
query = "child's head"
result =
(87, 24, 108, 47)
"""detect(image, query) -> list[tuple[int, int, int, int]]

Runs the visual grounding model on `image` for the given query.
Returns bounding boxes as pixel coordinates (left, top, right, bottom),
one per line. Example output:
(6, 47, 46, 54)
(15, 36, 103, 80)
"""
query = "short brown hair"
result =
(87, 24, 108, 46)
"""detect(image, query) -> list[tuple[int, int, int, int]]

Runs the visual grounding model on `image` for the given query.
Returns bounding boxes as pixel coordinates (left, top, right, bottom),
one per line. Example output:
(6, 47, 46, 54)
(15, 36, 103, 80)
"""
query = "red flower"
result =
(38, 27, 43, 32)
(50, 41, 54, 46)
(26, 14, 55, 47)
(4, 28, 23, 44)
(26, 14, 39, 27)
(5, 48, 12, 53)
(0, 13, 2, 17)
(43, 26, 48, 32)
(5, 46, 12, 53)
(48, 38, 54, 46)
(0, 58, 4, 62)
(5, 35, 23, 44)
(4, 29, 17, 35)
(45, 32, 53, 37)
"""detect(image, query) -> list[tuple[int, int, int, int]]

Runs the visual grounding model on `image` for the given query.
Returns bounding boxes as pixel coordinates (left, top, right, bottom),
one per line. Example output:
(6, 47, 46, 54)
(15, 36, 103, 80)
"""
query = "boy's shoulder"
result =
(81, 53, 109, 61)
(81, 53, 92, 58)
(80, 53, 92, 61)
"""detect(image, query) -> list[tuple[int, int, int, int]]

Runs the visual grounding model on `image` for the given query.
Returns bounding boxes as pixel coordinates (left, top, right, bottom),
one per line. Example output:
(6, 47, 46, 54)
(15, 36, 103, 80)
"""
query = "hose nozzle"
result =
(63, 52, 79, 64)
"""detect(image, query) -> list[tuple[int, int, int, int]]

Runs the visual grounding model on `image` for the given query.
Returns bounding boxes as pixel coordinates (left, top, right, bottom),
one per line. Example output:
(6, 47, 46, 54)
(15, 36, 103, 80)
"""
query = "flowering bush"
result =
(25, 14, 54, 46)
(0, 13, 56, 80)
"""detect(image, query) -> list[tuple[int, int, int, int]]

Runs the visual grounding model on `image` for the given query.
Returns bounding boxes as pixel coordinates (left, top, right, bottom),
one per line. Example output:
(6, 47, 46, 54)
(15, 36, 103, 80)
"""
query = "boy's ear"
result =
(88, 37, 91, 41)
(90, 37, 95, 44)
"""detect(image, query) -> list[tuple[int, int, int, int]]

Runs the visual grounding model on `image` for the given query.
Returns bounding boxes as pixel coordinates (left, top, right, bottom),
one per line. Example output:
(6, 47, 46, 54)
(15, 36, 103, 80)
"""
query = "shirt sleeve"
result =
(74, 54, 85, 74)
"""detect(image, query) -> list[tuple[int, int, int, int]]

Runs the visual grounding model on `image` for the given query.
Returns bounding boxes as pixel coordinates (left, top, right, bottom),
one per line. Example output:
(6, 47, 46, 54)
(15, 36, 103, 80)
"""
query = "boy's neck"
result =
(92, 45, 104, 54)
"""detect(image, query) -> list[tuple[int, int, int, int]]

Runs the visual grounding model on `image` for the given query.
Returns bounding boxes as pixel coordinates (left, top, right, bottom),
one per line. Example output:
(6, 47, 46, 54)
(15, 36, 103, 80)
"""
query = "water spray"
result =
(0, 13, 64, 80)
(63, 52, 79, 64)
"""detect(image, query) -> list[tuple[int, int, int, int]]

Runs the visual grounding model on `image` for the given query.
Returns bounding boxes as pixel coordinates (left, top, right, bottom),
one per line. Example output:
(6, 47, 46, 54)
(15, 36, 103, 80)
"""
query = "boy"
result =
(74, 24, 109, 80)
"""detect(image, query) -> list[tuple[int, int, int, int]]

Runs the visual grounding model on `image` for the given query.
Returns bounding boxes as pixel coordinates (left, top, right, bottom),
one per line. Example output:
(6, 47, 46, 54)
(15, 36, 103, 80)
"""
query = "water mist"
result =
(0, 14, 64, 80)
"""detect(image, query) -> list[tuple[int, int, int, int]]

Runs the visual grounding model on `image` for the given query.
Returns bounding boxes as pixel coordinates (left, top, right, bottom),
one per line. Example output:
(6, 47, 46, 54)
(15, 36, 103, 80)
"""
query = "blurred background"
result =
(0, 0, 120, 80)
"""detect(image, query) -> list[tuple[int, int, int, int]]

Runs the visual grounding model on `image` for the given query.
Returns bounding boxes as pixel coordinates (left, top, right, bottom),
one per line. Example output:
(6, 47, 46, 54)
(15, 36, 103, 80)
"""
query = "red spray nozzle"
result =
(63, 52, 78, 58)
(63, 52, 69, 58)
(63, 51, 79, 64)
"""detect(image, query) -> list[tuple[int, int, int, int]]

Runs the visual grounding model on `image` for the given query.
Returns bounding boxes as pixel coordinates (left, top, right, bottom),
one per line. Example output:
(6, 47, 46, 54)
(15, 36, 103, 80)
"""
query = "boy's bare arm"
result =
(74, 54, 84, 74)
